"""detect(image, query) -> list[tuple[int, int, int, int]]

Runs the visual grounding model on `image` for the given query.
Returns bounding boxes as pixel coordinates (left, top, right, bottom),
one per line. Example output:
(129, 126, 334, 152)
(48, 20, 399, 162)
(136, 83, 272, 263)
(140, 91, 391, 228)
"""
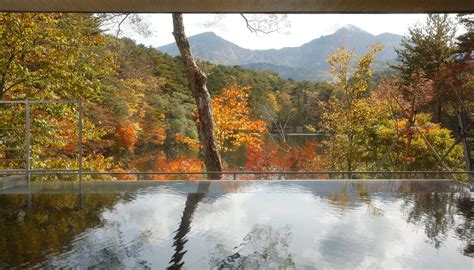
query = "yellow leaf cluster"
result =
(175, 133, 200, 151)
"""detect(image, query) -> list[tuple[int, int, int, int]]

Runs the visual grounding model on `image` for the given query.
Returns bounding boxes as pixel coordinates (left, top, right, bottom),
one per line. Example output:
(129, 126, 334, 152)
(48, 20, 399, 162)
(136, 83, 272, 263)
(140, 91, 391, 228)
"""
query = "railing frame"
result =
(1, 169, 473, 182)
(0, 100, 83, 186)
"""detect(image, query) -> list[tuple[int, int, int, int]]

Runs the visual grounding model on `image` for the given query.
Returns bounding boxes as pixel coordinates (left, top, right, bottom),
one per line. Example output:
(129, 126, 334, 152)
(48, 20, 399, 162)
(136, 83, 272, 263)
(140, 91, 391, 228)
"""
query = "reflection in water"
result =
(38, 192, 186, 268)
(455, 195, 473, 257)
(328, 183, 384, 216)
(326, 181, 472, 258)
(402, 191, 456, 248)
(398, 182, 472, 255)
(212, 225, 296, 269)
(169, 182, 211, 269)
(0, 180, 471, 268)
(0, 193, 119, 268)
(168, 193, 206, 269)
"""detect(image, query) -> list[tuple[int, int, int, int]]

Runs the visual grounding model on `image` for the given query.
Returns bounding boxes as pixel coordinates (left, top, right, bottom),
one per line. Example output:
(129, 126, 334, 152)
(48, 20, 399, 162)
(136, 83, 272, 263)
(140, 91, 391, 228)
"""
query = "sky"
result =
(119, 14, 429, 50)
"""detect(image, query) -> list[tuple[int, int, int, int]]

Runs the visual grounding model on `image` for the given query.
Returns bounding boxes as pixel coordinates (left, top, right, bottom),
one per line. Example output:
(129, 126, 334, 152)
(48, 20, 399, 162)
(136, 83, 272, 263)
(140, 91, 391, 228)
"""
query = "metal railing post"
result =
(78, 101, 83, 190)
(25, 100, 31, 186)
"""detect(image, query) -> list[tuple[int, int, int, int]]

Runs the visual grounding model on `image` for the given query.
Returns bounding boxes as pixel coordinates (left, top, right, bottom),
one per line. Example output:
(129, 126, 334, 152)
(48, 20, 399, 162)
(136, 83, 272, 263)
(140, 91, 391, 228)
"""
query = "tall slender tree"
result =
(170, 13, 288, 178)
(322, 45, 385, 172)
(172, 13, 223, 179)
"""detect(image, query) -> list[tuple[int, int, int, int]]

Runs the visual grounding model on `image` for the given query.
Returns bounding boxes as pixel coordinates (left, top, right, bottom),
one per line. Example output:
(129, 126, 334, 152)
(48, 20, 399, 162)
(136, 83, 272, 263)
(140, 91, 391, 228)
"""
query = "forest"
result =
(0, 13, 472, 180)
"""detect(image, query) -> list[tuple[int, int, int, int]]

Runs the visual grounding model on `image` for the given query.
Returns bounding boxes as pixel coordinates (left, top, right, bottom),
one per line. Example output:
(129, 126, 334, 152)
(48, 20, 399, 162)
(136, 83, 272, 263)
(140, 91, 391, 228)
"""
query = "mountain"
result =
(157, 25, 403, 81)
(240, 63, 332, 81)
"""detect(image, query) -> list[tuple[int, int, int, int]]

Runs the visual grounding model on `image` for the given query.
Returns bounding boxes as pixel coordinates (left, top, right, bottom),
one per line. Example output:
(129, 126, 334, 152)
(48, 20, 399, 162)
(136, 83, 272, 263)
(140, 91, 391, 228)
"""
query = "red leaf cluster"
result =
(245, 141, 322, 172)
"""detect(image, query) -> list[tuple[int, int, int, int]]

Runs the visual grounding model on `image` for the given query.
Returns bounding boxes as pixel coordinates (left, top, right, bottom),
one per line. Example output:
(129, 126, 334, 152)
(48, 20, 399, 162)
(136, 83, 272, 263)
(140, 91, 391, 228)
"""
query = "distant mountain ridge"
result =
(157, 25, 403, 81)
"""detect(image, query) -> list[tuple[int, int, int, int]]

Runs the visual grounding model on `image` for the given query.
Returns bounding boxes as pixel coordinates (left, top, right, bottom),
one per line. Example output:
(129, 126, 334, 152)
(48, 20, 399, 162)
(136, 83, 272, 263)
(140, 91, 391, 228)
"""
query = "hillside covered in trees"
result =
(0, 13, 472, 180)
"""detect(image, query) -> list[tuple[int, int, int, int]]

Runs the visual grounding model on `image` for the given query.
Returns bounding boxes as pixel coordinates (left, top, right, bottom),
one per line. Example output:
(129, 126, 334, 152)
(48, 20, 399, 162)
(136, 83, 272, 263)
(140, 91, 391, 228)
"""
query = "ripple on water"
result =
(0, 180, 471, 269)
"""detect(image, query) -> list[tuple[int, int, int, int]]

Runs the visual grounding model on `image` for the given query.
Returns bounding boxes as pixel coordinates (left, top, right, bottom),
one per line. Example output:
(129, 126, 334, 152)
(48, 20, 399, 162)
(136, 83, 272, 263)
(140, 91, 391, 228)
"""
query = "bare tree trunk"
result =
(172, 13, 223, 179)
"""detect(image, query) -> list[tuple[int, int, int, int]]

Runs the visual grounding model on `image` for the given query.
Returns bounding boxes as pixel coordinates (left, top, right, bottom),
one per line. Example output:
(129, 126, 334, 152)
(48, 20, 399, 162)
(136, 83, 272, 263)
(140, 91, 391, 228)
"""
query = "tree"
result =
(376, 75, 434, 171)
(455, 14, 474, 59)
(212, 84, 267, 153)
(0, 13, 114, 100)
(172, 13, 223, 179)
(374, 75, 464, 172)
(246, 141, 323, 174)
(0, 13, 115, 175)
(452, 14, 474, 116)
(322, 45, 385, 172)
(171, 13, 289, 178)
(393, 14, 456, 123)
(111, 13, 288, 178)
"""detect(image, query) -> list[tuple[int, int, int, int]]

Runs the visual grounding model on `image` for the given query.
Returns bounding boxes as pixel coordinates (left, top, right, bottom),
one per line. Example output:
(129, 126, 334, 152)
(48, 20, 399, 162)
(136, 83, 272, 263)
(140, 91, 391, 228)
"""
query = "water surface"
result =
(0, 180, 472, 269)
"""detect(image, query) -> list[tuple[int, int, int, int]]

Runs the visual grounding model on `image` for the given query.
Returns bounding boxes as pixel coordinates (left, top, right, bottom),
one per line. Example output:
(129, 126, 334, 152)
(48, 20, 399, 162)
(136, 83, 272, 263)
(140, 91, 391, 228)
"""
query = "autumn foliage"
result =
(115, 121, 138, 151)
(212, 85, 268, 152)
(0, 13, 471, 181)
(246, 141, 323, 172)
(152, 157, 204, 180)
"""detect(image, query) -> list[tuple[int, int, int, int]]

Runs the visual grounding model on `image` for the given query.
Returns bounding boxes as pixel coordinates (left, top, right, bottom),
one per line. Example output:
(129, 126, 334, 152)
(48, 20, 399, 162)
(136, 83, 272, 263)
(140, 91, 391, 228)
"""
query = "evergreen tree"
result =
(455, 14, 474, 58)
(393, 14, 456, 123)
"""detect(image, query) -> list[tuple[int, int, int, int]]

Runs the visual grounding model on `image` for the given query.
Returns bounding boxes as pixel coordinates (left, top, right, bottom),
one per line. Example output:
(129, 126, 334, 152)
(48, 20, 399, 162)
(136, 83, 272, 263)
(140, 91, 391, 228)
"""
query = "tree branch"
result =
(240, 14, 289, 35)
(115, 13, 130, 40)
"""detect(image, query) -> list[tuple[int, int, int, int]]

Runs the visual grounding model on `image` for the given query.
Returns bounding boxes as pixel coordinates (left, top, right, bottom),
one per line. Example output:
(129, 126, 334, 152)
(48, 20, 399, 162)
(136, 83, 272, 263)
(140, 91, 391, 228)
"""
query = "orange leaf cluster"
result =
(115, 121, 137, 151)
(149, 125, 167, 145)
(152, 157, 204, 180)
(212, 85, 268, 152)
